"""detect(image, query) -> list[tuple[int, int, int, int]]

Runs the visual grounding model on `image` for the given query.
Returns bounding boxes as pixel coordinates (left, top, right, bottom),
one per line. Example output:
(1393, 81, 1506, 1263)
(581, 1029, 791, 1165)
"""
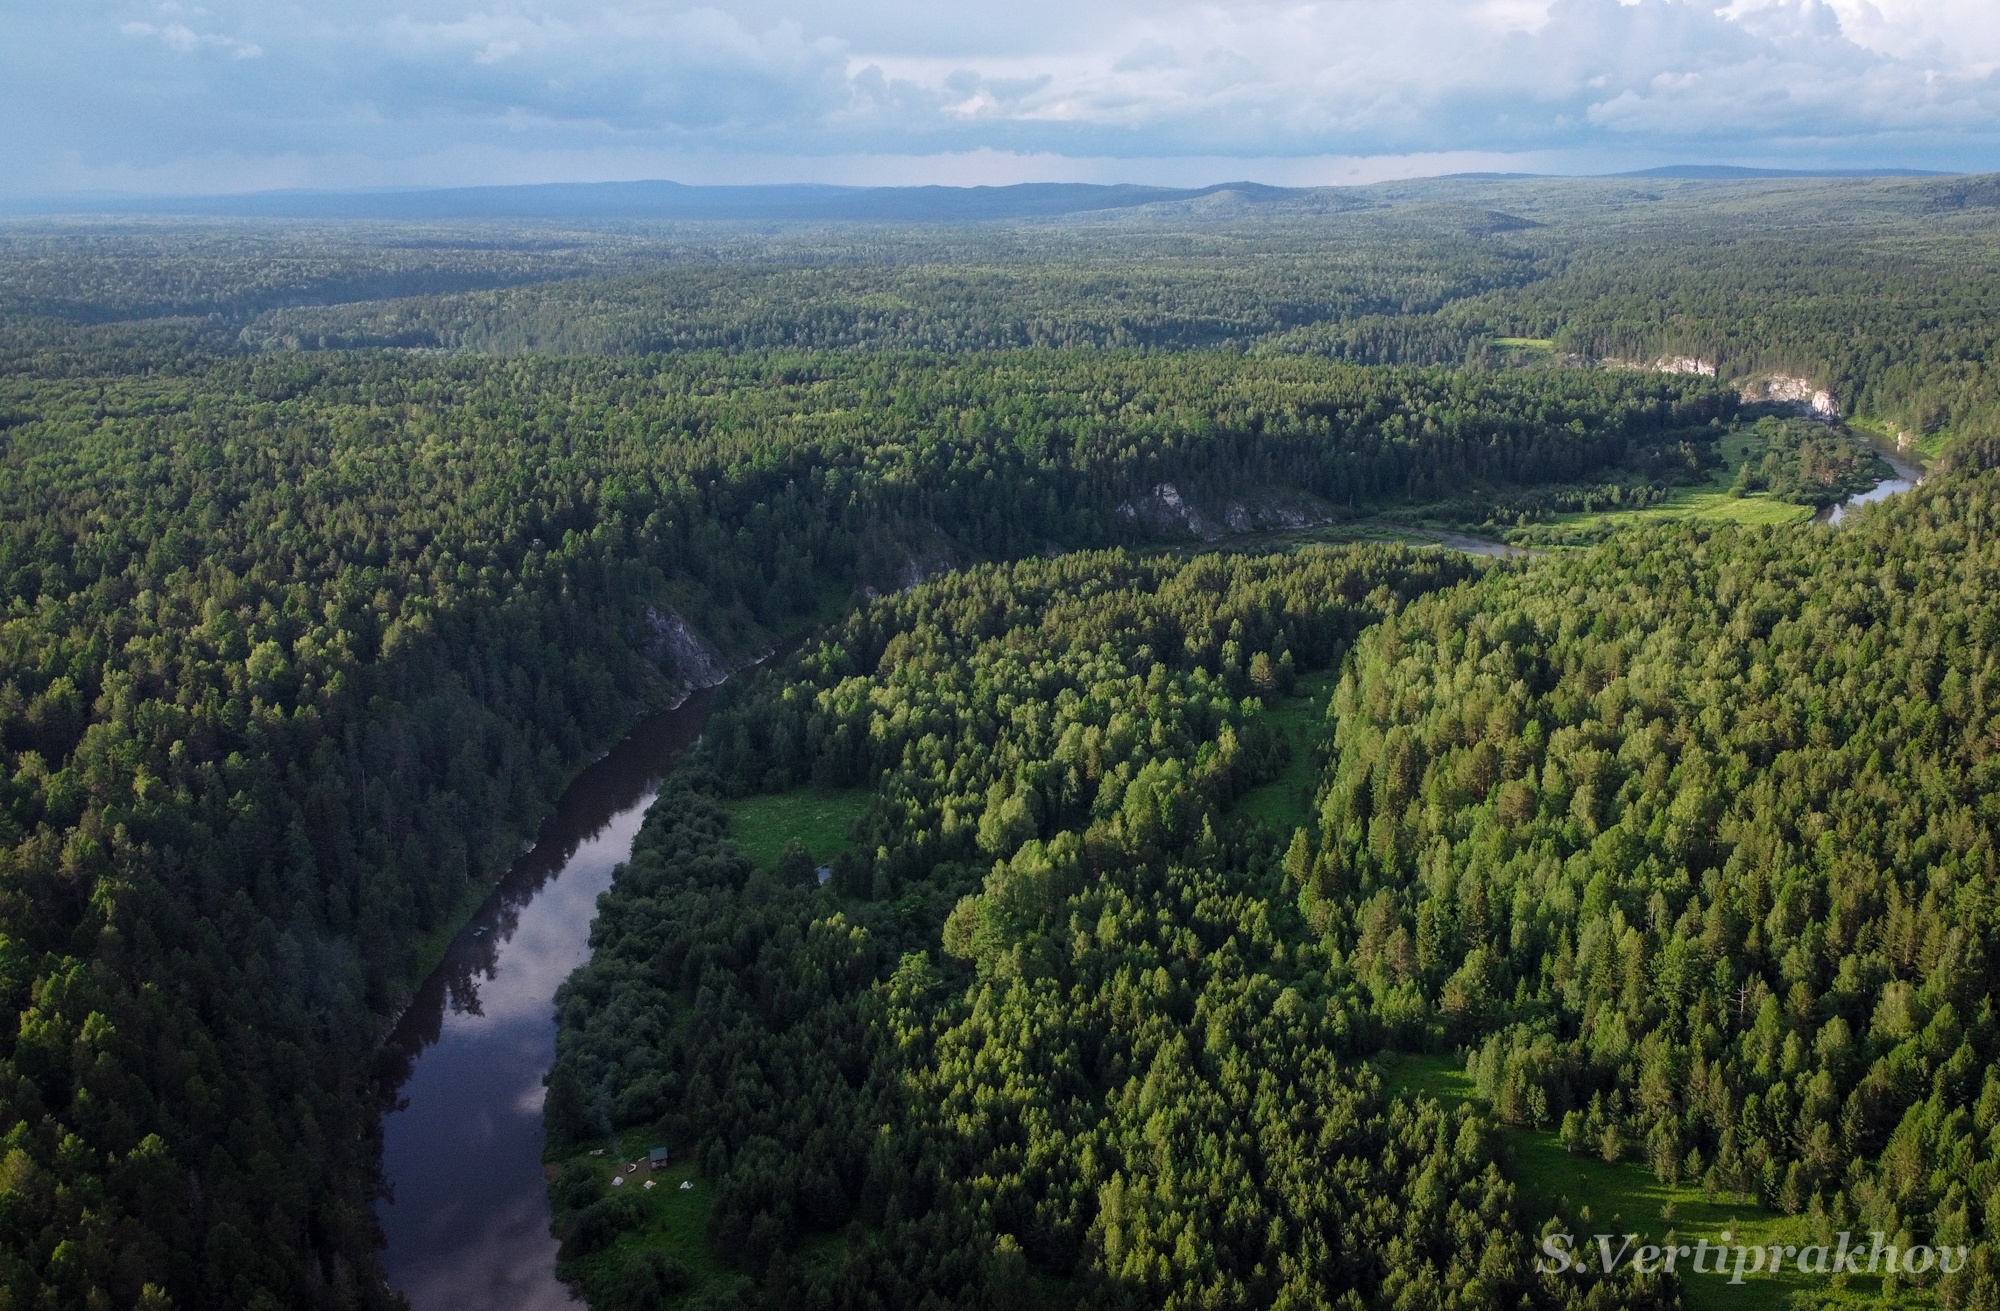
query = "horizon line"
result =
(1, 163, 1971, 210)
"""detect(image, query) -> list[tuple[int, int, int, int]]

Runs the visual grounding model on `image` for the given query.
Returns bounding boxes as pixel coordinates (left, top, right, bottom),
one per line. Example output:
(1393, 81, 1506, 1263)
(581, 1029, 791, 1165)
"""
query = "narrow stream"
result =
(375, 675, 738, 1311)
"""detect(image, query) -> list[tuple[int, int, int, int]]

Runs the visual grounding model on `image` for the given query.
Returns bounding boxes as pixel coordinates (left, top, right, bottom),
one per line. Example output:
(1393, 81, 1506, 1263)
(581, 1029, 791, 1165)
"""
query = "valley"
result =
(0, 174, 1997, 1311)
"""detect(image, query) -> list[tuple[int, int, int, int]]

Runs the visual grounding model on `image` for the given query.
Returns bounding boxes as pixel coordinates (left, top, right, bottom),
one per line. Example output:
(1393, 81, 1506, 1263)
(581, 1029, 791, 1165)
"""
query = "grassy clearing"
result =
(724, 786, 872, 870)
(1375, 1050, 1473, 1109)
(1510, 425, 1815, 545)
(1494, 337, 1556, 350)
(554, 1128, 735, 1301)
(1583, 425, 1813, 527)
(1915, 431, 1953, 462)
(1233, 673, 1337, 833)
(1601, 484, 1816, 529)
(788, 574, 865, 637)
(1376, 1054, 1929, 1310)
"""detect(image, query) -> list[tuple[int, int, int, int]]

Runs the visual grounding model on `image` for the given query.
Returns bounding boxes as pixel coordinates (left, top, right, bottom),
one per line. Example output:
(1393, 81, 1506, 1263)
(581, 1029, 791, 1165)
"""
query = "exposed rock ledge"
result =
(1602, 355, 1716, 377)
(1116, 482, 1336, 541)
(1741, 374, 1840, 419)
(644, 606, 731, 706)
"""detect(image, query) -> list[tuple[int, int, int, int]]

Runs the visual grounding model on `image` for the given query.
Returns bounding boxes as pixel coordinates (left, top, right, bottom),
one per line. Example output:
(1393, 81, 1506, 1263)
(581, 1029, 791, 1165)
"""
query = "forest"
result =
(10, 173, 1993, 440)
(549, 432, 2000, 1311)
(545, 547, 1669, 1311)
(0, 173, 1994, 1310)
(0, 342, 1727, 1308)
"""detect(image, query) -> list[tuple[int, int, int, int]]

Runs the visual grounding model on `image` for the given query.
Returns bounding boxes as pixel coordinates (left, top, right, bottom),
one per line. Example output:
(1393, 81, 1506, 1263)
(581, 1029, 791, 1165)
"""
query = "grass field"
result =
(1494, 337, 1556, 350)
(1375, 1053, 1930, 1310)
(724, 786, 872, 869)
(1508, 424, 1817, 546)
(1582, 482, 1816, 529)
(1233, 673, 1336, 833)
(789, 574, 865, 637)
(552, 1127, 737, 1302)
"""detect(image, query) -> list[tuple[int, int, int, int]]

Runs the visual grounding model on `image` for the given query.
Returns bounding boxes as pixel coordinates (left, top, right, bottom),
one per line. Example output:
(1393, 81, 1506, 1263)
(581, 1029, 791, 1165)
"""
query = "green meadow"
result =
(1232, 673, 1338, 833)
(1376, 1054, 1934, 1311)
(724, 787, 872, 870)
(551, 1129, 735, 1303)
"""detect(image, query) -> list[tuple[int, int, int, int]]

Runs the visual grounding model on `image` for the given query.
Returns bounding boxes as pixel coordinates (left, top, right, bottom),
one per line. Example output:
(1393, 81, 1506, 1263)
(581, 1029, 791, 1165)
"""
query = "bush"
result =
(554, 1161, 605, 1212)
(607, 1249, 694, 1311)
(564, 1191, 647, 1259)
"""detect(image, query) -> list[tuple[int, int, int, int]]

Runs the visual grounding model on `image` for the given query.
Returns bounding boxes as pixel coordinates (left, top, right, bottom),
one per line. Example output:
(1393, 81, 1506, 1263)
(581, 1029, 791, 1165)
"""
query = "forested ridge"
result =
(1471, 230, 2000, 443)
(239, 225, 1529, 357)
(0, 222, 690, 325)
(11, 176, 1990, 444)
(224, 190, 2000, 443)
(553, 436, 2000, 1310)
(547, 547, 1667, 1310)
(1316, 448, 2000, 1299)
(0, 341, 1718, 1309)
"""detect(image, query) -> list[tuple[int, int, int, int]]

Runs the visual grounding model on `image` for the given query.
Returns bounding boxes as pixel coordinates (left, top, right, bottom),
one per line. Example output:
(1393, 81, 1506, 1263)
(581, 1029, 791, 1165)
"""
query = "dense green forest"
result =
(234, 182, 2000, 444)
(1473, 232, 2000, 447)
(546, 547, 1666, 1310)
(9, 175, 2000, 447)
(552, 434, 2000, 1311)
(0, 334, 1724, 1308)
(9, 175, 1990, 444)
(1730, 416, 1893, 506)
(1312, 448, 2000, 1305)
(0, 175, 1992, 1310)
(235, 220, 1528, 357)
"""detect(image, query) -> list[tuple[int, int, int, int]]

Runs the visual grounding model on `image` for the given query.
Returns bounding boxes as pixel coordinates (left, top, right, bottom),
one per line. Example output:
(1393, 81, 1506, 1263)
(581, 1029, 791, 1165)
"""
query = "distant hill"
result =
(10, 179, 1307, 222)
(8, 169, 1970, 223)
(1611, 164, 1951, 179)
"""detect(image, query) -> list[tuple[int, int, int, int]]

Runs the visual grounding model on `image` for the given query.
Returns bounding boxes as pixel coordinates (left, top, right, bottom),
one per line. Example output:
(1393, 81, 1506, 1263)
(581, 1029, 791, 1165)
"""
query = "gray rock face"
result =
(644, 607, 729, 703)
(1117, 482, 1211, 537)
(1743, 373, 1840, 418)
(1116, 481, 1337, 542)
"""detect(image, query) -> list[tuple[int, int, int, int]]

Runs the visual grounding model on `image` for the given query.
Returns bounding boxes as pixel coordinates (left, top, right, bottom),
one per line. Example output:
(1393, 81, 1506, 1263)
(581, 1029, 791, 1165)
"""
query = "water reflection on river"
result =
(1828, 448, 1925, 524)
(376, 681, 725, 1311)
(371, 445, 1924, 1306)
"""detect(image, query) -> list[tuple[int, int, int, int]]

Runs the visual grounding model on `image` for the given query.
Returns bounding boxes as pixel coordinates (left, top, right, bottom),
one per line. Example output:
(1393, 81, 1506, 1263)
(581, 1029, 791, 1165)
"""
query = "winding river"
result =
(372, 445, 1925, 1309)
(376, 676, 738, 1311)
(1829, 447, 1926, 524)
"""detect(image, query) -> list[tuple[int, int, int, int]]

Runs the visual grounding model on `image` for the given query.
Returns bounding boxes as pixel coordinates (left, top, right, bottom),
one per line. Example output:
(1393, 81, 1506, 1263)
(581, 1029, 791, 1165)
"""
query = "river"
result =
(375, 676, 738, 1311)
(1828, 448, 1925, 524)
(372, 447, 1920, 1308)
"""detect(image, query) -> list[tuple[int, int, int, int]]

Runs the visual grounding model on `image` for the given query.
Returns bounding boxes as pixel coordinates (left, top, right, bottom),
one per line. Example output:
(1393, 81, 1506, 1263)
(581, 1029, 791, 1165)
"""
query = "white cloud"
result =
(1825, 0, 2000, 71)
(120, 16, 261, 58)
(5, 0, 1996, 195)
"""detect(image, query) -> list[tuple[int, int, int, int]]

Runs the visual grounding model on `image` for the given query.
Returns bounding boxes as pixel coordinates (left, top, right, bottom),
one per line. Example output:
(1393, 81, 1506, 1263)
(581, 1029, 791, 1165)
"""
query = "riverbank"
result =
(1827, 445, 1924, 524)
(375, 628, 815, 1311)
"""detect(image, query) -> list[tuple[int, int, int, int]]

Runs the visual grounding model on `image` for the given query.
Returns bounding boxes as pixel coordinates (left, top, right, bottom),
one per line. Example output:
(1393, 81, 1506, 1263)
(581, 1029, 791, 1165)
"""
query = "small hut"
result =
(648, 1145, 670, 1172)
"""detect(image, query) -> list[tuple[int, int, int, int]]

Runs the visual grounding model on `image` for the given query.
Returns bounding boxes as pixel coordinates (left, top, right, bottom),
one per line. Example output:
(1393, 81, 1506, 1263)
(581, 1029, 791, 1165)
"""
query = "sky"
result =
(3, 0, 1997, 196)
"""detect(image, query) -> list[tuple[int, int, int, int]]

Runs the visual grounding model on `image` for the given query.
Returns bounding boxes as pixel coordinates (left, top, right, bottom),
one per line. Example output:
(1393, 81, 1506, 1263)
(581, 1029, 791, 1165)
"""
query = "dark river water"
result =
(375, 678, 733, 1311)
